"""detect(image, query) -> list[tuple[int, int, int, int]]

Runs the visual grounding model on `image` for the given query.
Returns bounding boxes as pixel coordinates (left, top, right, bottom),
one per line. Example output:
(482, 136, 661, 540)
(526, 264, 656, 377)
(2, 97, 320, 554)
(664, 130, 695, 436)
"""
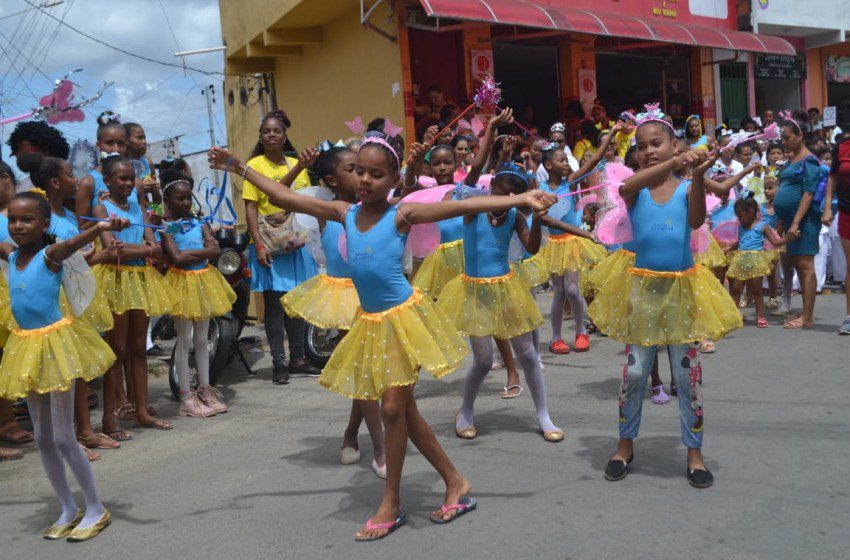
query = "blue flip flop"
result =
(354, 511, 406, 542)
(429, 497, 478, 524)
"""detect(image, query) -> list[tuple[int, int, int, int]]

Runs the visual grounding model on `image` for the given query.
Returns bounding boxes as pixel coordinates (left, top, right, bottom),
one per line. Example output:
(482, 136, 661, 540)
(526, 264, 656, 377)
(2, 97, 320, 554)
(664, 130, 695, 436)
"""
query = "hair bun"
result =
(265, 109, 291, 129)
(97, 110, 121, 126)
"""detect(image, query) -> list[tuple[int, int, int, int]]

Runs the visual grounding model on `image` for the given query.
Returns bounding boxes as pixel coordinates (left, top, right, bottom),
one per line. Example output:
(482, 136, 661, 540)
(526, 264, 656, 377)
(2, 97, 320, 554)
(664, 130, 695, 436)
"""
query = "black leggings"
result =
(263, 290, 306, 365)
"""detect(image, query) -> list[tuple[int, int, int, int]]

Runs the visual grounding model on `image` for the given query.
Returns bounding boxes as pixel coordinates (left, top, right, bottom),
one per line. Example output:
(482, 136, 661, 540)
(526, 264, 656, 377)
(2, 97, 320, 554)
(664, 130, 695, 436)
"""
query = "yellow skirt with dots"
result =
(282, 274, 359, 330)
(0, 317, 117, 400)
(583, 248, 636, 297)
(726, 250, 775, 281)
(438, 271, 544, 339)
(411, 240, 464, 298)
(58, 288, 114, 334)
(540, 233, 606, 274)
(319, 289, 467, 400)
(165, 266, 236, 320)
(588, 264, 742, 345)
(694, 234, 727, 268)
(0, 274, 9, 347)
(510, 252, 549, 289)
(93, 264, 174, 316)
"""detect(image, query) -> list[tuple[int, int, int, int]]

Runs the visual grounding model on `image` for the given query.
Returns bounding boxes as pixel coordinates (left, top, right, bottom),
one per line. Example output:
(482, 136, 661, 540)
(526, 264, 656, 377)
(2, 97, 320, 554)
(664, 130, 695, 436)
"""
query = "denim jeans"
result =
(618, 343, 704, 448)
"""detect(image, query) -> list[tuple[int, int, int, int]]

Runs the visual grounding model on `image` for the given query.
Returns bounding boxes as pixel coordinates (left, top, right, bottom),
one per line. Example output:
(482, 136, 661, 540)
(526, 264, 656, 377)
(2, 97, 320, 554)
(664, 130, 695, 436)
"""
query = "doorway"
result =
(719, 63, 748, 128)
(493, 43, 559, 131)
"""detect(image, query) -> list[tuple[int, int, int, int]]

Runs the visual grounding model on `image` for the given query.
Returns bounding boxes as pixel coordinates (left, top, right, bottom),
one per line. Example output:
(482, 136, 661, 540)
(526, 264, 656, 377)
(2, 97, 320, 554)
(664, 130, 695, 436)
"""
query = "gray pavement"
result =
(1, 292, 848, 560)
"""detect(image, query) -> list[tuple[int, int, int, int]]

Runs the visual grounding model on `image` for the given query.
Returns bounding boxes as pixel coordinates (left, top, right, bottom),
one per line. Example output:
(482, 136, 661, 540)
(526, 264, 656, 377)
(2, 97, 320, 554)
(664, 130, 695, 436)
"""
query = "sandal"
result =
(0, 420, 34, 444)
(548, 339, 571, 355)
(757, 317, 768, 329)
(783, 317, 814, 329)
(500, 385, 524, 399)
(698, 340, 716, 354)
(429, 497, 477, 524)
(115, 403, 136, 421)
(135, 419, 173, 431)
(650, 385, 670, 404)
(0, 447, 23, 461)
(77, 433, 120, 450)
(105, 428, 133, 442)
(354, 511, 406, 542)
(80, 444, 101, 462)
(490, 359, 504, 371)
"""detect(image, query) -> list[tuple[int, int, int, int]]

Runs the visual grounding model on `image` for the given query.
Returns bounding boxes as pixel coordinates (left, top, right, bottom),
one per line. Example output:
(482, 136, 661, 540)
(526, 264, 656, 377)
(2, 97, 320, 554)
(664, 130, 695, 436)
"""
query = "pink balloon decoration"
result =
(595, 162, 636, 245)
(712, 221, 739, 245)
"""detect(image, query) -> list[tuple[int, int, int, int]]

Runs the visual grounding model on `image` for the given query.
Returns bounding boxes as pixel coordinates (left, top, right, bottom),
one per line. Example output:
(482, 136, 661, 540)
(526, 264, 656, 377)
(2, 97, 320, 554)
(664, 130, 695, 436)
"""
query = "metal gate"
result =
(720, 63, 748, 129)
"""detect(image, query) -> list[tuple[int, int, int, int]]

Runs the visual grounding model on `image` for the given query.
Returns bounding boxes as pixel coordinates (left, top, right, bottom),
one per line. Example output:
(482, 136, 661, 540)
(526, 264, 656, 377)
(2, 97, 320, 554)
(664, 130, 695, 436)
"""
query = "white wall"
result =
(751, 0, 850, 33)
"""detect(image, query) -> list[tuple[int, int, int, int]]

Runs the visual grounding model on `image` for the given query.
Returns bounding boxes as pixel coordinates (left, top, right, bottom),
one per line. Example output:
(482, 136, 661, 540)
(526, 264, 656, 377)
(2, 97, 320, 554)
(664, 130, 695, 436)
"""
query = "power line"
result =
(23, 0, 224, 76)
(0, 1, 62, 21)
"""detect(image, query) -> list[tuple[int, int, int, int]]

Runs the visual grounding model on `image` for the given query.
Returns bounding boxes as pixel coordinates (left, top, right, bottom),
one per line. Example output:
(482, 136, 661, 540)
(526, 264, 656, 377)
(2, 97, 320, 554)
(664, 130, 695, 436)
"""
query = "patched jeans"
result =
(618, 343, 704, 449)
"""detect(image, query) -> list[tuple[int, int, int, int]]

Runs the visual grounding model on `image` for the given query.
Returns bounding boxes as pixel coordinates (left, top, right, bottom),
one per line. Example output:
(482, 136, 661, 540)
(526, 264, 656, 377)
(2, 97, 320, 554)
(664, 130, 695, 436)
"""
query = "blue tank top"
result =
(89, 170, 109, 208)
(344, 205, 412, 313)
(8, 248, 62, 329)
(438, 193, 464, 243)
(760, 203, 778, 229)
(463, 209, 516, 278)
(0, 213, 9, 242)
(709, 200, 736, 231)
(738, 222, 765, 251)
(540, 179, 580, 233)
(101, 198, 145, 266)
(321, 220, 349, 278)
(50, 211, 79, 239)
(629, 180, 694, 272)
(172, 219, 207, 271)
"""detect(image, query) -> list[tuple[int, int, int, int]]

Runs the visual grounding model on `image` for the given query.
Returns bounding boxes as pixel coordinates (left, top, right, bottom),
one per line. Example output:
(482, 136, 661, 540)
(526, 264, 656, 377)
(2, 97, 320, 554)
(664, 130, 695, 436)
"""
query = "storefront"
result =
(753, 54, 805, 116)
(826, 55, 850, 127)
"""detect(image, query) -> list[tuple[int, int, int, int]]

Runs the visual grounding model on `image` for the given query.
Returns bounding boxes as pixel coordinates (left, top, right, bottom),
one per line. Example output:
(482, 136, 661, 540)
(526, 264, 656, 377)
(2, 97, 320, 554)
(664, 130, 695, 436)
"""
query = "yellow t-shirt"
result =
(241, 155, 310, 216)
(614, 129, 636, 159)
(573, 138, 596, 162)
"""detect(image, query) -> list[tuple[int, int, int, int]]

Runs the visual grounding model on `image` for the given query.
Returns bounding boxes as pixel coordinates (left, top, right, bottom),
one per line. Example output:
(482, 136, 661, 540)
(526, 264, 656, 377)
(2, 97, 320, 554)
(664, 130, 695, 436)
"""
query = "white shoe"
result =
(340, 446, 361, 464)
(538, 358, 545, 371)
(372, 459, 387, 479)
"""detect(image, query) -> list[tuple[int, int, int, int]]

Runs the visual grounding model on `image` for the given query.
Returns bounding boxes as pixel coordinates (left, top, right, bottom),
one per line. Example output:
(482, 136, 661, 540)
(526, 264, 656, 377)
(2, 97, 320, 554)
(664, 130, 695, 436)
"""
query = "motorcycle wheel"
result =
(168, 318, 228, 400)
(303, 323, 342, 368)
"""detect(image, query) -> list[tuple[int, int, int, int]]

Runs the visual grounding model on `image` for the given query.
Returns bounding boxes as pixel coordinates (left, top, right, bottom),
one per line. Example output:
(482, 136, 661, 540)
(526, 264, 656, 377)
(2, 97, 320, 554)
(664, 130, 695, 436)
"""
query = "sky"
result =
(0, 0, 226, 176)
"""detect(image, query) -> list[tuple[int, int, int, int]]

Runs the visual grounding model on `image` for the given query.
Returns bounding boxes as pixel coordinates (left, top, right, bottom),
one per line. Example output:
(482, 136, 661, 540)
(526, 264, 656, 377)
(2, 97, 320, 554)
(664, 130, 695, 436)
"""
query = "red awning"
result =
(417, 0, 796, 55)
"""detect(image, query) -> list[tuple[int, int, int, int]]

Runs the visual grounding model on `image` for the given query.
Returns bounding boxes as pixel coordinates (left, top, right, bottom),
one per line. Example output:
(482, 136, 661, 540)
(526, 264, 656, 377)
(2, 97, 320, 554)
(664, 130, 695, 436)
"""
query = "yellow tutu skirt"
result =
(588, 264, 742, 345)
(510, 252, 549, 289)
(438, 271, 544, 339)
(319, 290, 467, 400)
(726, 250, 775, 281)
(694, 234, 727, 268)
(93, 264, 175, 316)
(165, 266, 236, 320)
(282, 274, 359, 329)
(540, 233, 606, 274)
(411, 240, 464, 298)
(583, 248, 636, 297)
(0, 317, 117, 400)
(58, 289, 114, 334)
(0, 275, 8, 347)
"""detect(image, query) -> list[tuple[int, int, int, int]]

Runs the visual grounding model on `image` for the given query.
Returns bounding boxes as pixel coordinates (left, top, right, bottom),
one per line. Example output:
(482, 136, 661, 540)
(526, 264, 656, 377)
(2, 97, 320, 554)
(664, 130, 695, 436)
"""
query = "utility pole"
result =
(202, 84, 221, 217)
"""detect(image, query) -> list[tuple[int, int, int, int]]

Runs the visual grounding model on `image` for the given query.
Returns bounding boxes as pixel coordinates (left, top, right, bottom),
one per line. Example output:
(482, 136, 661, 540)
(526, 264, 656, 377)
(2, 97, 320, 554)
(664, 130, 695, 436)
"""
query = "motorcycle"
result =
(166, 228, 253, 399)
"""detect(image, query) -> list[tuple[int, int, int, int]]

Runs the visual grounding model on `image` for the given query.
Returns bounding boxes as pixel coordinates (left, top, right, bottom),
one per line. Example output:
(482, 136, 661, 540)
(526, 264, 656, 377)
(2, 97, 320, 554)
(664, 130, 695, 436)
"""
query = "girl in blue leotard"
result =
(278, 145, 387, 479)
(209, 131, 556, 541)
(124, 122, 161, 209)
(76, 115, 127, 228)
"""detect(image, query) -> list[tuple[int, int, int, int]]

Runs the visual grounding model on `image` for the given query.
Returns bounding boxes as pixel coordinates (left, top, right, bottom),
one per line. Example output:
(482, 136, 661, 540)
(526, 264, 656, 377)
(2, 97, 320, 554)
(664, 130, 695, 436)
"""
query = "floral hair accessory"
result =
(634, 103, 675, 132)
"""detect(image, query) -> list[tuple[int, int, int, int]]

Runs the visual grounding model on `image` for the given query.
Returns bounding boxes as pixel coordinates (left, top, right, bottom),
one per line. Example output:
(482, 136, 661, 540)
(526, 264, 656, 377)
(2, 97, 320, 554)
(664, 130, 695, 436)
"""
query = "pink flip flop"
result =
(650, 385, 670, 404)
(429, 496, 478, 524)
(354, 511, 406, 542)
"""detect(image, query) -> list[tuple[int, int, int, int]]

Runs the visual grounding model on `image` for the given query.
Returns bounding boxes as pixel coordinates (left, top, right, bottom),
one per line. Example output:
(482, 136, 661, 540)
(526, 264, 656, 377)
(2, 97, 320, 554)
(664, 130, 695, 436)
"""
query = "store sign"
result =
(823, 107, 837, 127)
(826, 56, 850, 83)
(578, 69, 597, 102)
(471, 49, 493, 81)
(650, 0, 679, 18)
(754, 54, 806, 80)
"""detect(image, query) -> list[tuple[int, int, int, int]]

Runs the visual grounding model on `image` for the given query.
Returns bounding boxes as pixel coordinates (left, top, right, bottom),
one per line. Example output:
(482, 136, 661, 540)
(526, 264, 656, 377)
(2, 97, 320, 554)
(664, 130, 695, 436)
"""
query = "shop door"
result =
(720, 63, 748, 128)
(493, 43, 559, 131)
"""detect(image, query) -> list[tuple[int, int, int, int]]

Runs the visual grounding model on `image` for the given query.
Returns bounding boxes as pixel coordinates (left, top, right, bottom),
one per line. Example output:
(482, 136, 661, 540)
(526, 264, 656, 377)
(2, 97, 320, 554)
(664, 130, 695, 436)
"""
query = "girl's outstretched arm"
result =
(466, 108, 514, 185)
(398, 190, 555, 230)
(688, 151, 717, 229)
(45, 217, 130, 269)
(706, 163, 760, 195)
(619, 149, 705, 206)
(209, 147, 349, 223)
(567, 123, 623, 183)
(539, 214, 594, 239)
(92, 204, 154, 262)
(514, 212, 542, 254)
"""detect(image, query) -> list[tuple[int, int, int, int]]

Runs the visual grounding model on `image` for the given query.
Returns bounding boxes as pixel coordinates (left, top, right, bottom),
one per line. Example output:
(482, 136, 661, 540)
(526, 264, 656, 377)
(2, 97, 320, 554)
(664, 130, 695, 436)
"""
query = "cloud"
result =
(0, 0, 226, 166)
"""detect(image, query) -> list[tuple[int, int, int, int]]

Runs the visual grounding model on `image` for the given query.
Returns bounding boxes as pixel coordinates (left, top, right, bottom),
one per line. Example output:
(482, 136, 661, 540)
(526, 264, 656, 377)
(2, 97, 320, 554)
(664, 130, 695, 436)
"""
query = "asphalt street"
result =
(1, 292, 848, 560)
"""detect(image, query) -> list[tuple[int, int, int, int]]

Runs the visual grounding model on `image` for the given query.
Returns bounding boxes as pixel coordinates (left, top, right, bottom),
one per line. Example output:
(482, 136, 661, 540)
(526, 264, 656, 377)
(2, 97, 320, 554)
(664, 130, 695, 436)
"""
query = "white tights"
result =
(174, 318, 211, 396)
(550, 272, 586, 340)
(457, 334, 558, 433)
(29, 387, 105, 529)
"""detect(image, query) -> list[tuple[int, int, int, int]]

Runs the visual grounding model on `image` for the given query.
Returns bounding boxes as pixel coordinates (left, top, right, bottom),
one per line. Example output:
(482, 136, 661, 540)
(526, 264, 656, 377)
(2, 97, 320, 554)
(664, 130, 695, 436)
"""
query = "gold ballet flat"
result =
(455, 426, 478, 440)
(43, 510, 83, 540)
(542, 430, 565, 443)
(66, 509, 111, 542)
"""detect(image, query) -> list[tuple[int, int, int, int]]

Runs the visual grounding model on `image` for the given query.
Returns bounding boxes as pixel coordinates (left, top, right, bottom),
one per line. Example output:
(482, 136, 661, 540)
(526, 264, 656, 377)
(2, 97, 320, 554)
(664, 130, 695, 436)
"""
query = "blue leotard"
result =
(101, 198, 145, 266)
(89, 170, 109, 208)
(8, 248, 62, 329)
(0, 213, 9, 242)
(540, 179, 581, 233)
(171, 218, 207, 271)
(49, 210, 79, 239)
(322, 220, 350, 279)
(738, 221, 765, 251)
(438, 192, 464, 244)
(344, 205, 412, 313)
(709, 200, 736, 231)
(760, 203, 778, 230)
(629, 180, 694, 272)
(463, 208, 516, 278)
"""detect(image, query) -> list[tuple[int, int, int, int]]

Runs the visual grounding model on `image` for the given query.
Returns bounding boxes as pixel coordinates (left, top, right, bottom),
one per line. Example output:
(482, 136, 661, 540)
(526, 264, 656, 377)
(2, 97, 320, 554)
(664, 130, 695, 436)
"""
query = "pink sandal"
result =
(757, 317, 768, 328)
(354, 511, 406, 542)
(650, 385, 670, 404)
(429, 496, 478, 524)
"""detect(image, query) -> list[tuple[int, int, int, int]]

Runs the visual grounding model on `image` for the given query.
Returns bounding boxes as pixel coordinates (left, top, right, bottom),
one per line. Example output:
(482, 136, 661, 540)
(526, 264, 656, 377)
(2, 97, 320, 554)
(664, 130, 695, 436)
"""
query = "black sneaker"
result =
(288, 360, 320, 378)
(686, 467, 714, 489)
(272, 364, 290, 385)
(604, 455, 634, 481)
(146, 344, 168, 357)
